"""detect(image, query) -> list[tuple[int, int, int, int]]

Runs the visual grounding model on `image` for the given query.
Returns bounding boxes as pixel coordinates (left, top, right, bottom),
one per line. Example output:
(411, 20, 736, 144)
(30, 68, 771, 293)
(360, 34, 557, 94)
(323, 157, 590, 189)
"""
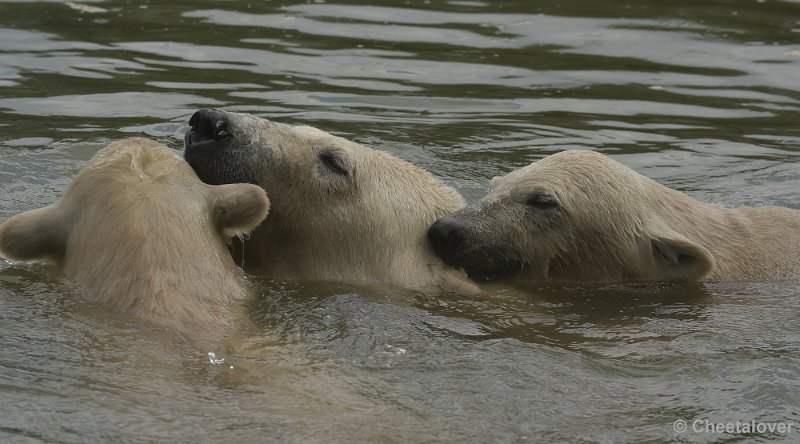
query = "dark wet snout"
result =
(184, 108, 253, 186)
(429, 213, 526, 281)
(185, 108, 231, 149)
(428, 216, 467, 261)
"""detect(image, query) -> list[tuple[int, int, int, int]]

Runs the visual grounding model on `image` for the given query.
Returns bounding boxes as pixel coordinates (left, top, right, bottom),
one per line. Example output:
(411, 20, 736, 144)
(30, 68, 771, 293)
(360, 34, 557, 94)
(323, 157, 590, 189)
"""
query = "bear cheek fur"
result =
(256, 144, 351, 226)
(504, 153, 717, 282)
(223, 123, 362, 275)
(233, 116, 339, 203)
(456, 180, 640, 282)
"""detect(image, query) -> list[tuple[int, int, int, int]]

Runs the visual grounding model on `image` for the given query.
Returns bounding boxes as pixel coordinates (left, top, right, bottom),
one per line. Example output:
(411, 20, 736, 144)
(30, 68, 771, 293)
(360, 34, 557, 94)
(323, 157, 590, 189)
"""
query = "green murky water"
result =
(1, 0, 799, 442)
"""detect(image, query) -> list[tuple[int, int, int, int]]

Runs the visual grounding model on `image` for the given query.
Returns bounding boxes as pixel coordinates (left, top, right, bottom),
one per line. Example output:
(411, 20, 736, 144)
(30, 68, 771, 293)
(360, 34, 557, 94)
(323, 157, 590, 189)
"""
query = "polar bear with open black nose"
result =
(428, 150, 800, 282)
(184, 109, 474, 291)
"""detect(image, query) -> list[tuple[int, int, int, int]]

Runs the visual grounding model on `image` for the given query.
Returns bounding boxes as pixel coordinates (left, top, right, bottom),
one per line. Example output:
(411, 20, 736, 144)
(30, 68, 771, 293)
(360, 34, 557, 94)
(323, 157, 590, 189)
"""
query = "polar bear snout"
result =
(428, 216, 466, 261)
(185, 108, 232, 151)
(184, 109, 260, 187)
(429, 211, 528, 281)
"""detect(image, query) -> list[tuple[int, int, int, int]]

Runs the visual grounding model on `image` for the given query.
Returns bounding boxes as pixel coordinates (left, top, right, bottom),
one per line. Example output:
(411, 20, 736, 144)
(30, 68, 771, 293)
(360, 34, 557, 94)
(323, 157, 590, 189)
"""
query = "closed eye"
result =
(526, 191, 559, 210)
(319, 148, 349, 176)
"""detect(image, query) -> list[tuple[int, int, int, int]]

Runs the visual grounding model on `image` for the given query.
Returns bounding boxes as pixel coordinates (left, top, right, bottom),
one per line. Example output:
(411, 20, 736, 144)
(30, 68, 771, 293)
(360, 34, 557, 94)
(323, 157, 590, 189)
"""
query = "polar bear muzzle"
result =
(184, 108, 257, 186)
(428, 215, 526, 281)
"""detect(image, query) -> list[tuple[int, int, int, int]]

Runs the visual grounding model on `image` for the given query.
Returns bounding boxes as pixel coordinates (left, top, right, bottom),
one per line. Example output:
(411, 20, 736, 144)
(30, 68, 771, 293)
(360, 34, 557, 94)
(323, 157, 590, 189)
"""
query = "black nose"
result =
(428, 217, 466, 257)
(185, 108, 231, 149)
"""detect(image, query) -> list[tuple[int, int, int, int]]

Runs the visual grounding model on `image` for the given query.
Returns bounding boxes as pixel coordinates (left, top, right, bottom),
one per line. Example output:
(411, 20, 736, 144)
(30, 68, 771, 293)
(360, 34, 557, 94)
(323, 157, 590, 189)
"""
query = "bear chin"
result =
(440, 251, 526, 281)
(464, 260, 526, 281)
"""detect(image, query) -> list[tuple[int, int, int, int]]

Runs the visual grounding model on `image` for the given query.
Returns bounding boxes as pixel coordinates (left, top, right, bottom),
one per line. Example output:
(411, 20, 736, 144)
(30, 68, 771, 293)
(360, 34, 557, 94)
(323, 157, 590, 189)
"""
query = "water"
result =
(1, 0, 799, 442)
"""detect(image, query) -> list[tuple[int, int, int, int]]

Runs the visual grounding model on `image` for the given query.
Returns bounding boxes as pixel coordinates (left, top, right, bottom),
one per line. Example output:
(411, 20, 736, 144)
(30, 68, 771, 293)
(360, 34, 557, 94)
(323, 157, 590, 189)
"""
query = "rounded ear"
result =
(0, 205, 66, 263)
(645, 220, 715, 282)
(209, 184, 270, 238)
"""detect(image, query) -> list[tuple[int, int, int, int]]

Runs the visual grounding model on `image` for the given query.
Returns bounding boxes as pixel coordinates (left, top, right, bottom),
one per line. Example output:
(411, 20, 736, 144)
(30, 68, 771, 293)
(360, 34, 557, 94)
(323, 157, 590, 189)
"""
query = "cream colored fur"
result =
(0, 138, 270, 347)
(203, 113, 474, 290)
(458, 150, 800, 282)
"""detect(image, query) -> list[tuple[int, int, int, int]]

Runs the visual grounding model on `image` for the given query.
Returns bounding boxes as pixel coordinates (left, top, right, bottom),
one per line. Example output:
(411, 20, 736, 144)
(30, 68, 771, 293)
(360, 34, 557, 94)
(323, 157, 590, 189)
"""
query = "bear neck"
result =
(645, 181, 800, 281)
(239, 224, 444, 287)
(236, 203, 458, 288)
(64, 226, 248, 347)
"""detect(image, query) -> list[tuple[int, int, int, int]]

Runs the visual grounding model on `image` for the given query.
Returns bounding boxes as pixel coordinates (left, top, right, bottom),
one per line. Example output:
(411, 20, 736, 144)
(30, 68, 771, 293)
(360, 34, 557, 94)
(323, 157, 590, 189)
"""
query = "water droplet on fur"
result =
(208, 351, 225, 365)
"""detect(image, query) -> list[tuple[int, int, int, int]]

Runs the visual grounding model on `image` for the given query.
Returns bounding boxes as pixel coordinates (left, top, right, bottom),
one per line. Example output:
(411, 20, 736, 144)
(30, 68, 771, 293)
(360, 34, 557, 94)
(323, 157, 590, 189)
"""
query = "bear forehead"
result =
(73, 141, 197, 195)
(291, 125, 333, 139)
(528, 151, 635, 182)
(90, 138, 178, 166)
(491, 150, 643, 197)
(533, 150, 630, 174)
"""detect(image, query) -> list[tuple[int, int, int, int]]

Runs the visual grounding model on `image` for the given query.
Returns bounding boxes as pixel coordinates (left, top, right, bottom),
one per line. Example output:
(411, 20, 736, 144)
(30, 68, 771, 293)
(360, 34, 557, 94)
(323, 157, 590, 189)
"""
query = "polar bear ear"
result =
(0, 205, 67, 262)
(646, 223, 715, 282)
(209, 184, 270, 238)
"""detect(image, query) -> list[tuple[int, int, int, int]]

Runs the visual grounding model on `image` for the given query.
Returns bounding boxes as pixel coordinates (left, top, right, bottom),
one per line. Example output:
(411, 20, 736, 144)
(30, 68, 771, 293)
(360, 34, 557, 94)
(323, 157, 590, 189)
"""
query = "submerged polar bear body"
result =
(184, 109, 474, 291)
(0, 138, 270, 346)
(428, 150, 800, 282)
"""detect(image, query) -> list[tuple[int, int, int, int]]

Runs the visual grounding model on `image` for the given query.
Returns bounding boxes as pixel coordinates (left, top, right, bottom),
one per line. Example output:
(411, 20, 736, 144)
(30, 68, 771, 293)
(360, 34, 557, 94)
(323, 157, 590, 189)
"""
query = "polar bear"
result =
(428, 150, 800, 282)
(0, 138, 270, 347)
(183, 109, 475, 291)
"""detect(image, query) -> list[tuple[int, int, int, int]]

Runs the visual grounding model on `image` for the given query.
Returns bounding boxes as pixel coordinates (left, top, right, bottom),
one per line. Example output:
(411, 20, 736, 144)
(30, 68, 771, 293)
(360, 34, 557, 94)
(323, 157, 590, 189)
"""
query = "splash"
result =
(207, 351, 225, 365)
